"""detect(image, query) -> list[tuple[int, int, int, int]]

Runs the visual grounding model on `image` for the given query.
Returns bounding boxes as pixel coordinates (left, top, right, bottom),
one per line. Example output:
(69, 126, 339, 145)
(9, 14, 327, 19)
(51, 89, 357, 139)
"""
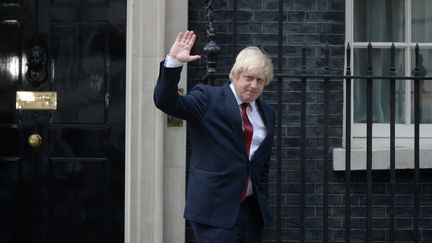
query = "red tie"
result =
(241, 103, 254, 157)
(240, 103, 253, 202)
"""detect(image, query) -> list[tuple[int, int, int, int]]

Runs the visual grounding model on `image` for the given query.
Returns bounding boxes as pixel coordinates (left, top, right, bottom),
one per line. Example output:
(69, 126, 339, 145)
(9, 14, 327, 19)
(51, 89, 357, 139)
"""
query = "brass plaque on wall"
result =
(16, 91, 57, 110)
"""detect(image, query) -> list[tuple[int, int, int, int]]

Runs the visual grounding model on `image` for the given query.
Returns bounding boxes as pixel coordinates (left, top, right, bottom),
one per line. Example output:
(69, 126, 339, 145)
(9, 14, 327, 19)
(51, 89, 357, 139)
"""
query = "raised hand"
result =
(169, 30, 201, 63)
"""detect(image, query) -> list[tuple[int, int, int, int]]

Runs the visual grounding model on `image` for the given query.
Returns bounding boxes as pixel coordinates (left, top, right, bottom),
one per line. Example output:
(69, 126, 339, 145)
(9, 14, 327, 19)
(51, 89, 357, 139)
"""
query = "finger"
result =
(176, 32, 184, 43)
(187, 33, 197, 48)
(181, 30, 191, 43)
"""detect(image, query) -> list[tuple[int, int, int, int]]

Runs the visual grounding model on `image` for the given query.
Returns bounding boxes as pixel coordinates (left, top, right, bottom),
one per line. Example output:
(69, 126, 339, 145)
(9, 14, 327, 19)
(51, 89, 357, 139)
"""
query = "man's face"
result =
(232, 71, 265, 103)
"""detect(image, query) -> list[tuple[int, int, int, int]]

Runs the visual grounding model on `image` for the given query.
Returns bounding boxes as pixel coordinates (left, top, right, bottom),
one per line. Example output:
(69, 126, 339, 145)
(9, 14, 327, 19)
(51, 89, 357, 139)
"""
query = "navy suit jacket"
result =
(154, 62, 275, 228)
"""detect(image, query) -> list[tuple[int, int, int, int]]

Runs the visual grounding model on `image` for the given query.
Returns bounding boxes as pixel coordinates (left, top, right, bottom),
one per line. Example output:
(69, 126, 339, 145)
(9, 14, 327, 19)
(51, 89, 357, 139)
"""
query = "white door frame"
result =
(125, 0, 188, 242)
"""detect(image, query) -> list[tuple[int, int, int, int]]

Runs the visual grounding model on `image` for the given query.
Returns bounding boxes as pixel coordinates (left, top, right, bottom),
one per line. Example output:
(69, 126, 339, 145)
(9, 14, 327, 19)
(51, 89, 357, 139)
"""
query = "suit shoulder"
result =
(260, 100, 276, 113)
(189, 83, 225, 98)
(191, 83, 223, 91)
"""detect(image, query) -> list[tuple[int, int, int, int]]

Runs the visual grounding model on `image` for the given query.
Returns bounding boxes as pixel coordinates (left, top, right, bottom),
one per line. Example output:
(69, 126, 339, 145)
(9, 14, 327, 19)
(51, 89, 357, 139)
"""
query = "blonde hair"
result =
(229, 46, 274, 85)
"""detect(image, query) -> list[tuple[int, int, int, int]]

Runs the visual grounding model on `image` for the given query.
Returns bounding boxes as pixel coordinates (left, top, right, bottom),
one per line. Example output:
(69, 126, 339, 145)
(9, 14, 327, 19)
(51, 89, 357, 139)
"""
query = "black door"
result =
(0, 0, 125, 242)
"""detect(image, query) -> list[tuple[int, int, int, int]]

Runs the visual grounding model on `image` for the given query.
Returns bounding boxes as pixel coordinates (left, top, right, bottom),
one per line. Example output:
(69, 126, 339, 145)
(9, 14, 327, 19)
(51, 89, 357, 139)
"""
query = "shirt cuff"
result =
(164, 55, 184, 68)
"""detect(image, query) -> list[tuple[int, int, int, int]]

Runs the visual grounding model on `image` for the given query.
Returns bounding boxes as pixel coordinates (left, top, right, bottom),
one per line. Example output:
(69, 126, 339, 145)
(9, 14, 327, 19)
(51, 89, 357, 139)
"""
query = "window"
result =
(347, 0, 432, 147)
(334, 0, 432, 170)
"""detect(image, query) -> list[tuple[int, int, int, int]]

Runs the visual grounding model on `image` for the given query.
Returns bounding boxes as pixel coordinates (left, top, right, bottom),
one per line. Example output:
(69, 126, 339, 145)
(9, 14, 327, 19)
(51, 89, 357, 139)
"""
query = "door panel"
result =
(0, 0, 125, 242)
(52, 24, 107, 124)
(0, 127, 20, 156)
(0, 21, 21, 123)
(51, 128, 108, 157)
(0, 158, 20, 242)
(50, 159, 110, 242)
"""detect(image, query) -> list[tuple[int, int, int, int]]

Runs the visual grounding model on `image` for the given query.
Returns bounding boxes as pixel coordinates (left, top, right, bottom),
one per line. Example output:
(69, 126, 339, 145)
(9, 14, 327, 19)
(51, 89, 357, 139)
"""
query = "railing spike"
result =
(367, 42, 372, 75)
(346, 43, 351, 71)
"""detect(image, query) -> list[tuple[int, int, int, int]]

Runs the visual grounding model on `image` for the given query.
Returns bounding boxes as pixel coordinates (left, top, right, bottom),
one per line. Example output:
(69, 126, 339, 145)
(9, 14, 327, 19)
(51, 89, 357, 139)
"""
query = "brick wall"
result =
(186, 0, 432, 242)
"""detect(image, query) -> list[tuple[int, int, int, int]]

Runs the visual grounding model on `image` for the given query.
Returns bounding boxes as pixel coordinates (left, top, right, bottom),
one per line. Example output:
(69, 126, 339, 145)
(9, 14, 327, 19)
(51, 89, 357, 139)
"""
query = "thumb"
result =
(188, 55, 201, 62)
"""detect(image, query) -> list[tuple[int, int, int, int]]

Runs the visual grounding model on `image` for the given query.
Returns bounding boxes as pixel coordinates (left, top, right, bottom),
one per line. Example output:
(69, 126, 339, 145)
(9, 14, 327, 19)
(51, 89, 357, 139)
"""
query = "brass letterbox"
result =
(16, 91, 57, 110)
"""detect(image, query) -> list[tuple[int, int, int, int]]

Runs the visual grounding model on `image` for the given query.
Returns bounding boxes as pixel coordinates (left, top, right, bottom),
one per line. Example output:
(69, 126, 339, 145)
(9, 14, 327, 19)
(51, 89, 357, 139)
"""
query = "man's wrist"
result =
(164, 55, 184, 68)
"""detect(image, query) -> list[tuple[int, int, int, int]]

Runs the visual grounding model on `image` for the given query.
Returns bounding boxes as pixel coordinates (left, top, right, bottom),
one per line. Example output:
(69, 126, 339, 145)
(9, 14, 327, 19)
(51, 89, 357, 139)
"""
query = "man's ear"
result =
(230, 72, 240, 82)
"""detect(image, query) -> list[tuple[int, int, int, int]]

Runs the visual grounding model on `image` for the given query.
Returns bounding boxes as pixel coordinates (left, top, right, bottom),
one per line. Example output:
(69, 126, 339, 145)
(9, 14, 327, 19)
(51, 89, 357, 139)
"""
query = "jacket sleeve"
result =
(153, 61, 209, 121)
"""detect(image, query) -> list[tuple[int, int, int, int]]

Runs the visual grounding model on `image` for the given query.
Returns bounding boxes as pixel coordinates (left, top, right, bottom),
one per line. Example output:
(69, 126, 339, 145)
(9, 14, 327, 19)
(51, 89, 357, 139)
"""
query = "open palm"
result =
(169, 31, 201, 63)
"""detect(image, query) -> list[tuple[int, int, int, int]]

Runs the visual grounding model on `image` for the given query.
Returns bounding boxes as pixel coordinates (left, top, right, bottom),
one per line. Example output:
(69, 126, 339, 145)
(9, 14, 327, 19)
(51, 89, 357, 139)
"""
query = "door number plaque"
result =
(16, 91, 57, 110)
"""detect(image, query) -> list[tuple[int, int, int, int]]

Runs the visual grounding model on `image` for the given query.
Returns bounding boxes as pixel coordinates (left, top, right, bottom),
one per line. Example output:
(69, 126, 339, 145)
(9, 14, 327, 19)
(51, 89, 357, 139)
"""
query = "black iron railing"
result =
(269, 43, 430, 243)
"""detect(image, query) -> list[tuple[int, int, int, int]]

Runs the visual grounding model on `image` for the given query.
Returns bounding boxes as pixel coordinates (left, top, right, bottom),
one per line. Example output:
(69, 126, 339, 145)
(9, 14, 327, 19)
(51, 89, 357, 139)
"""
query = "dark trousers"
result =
(190, 196, 264, 243)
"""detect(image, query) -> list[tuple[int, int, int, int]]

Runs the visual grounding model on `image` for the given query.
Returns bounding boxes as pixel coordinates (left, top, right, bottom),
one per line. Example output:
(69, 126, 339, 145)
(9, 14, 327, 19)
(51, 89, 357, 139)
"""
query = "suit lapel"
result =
(256, 98, 271, 128)
(250, 99, 274, 162)
(222, 84, 246, 152)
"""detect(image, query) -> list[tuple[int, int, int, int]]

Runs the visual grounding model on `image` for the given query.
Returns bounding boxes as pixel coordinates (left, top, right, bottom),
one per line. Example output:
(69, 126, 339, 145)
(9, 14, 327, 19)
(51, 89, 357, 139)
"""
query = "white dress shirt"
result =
(164, 55, 184, 67)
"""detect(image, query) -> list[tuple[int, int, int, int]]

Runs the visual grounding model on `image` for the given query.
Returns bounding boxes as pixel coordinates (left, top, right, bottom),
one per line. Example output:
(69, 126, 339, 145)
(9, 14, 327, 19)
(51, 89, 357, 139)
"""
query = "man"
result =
(154, 30, 275, 243)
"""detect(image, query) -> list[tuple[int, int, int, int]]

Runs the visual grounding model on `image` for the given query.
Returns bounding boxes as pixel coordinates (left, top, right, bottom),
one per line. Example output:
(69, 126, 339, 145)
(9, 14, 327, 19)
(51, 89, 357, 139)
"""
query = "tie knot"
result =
(241, 103, 250, 111)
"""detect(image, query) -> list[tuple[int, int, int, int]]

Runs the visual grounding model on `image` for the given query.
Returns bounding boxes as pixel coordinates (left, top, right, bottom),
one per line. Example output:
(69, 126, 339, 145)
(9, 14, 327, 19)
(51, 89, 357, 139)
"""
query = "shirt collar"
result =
(229, 83, 256, 111)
